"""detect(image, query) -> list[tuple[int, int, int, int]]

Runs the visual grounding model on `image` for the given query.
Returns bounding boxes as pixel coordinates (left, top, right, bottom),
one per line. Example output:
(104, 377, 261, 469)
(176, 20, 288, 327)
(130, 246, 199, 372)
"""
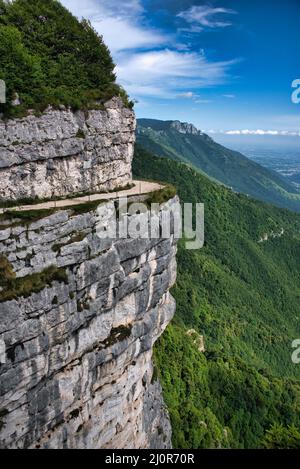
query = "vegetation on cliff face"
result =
(0, 0, 132, 117)
(0, 254, 16, 287)
(0, 262, 68, 303)
(133, 146, 300, 449)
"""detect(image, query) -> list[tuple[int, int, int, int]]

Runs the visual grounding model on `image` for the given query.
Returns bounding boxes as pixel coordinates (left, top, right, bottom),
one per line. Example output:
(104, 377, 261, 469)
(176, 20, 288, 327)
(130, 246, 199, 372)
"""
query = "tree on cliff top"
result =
(0, 0, 132, 117)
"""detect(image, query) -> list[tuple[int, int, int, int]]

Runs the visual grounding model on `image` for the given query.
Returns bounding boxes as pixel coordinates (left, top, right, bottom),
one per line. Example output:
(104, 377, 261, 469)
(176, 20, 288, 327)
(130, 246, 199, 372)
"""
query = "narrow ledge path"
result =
(0, 180, 164, 214)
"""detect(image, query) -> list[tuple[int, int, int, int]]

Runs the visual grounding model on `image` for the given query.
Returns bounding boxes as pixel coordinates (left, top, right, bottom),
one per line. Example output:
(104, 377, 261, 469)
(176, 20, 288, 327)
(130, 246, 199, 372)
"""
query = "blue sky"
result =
(61, 0, 300, 134)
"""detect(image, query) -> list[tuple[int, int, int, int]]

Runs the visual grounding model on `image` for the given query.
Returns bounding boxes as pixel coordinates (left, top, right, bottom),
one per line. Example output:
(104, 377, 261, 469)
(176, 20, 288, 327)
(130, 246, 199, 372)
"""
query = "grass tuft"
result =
(0, 265, 68, 303)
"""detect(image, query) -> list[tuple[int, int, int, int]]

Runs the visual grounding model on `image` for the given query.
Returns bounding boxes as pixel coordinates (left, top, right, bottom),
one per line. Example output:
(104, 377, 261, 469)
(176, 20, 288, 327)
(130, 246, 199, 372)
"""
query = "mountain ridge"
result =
(137, 118, 300, 212)
(138, 118, 208, 137)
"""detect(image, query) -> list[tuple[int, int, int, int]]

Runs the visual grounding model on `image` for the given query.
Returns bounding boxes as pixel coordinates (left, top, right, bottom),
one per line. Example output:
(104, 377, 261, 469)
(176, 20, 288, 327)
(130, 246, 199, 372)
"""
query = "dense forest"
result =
(0, 0, 132, 117)
(133, 146, 300, 448)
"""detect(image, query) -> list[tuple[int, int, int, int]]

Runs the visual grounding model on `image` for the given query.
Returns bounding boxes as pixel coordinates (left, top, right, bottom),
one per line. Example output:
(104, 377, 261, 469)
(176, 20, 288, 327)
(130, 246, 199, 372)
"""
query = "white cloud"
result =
(116, 49, 238, 99)
(177, 91, 195, 99)
(223, 94, 236, 98)
(176, 92, 212, 103)
(195, 99, 212, 104)
(208, 129, 300, 136)
(61, 0, 102, 18)
(177, 5, 236, 31)
(100, 0, 144, 16)
(61, 0, 165, 52)
(91, 17, 165, 53)
(226, 130, 279, 135)
(62, 0, 143, 18)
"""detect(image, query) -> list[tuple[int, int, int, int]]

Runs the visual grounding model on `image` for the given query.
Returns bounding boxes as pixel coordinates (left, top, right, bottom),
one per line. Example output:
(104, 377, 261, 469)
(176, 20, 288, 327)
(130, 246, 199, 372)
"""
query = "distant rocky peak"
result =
(170, 120, 203, 136)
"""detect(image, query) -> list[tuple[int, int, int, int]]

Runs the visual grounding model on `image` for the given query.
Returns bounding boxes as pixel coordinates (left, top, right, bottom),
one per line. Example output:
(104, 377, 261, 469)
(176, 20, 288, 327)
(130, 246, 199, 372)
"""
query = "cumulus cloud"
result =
(176, 92, 212, 102)
(91, 17, 165, 53)
(227, 130, 283, 135)
(116, 49, 238, 98)
(207, 129, 300, 136)
(61, 0, 165, 52)
(177, 5, 236, 32)
(195, 99, 212, 104)
(62, 0, 144, 18)
(177, 91, 195, 99)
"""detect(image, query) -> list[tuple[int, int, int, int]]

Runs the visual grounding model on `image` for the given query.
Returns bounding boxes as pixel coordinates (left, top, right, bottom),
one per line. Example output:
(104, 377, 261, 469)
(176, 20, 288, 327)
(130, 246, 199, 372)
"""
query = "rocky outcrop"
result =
(186, 329, 205, 353)
(170, 120, 204, 136)
(0, 196, 178, 449)
(258, 228, 285, 243)
(0, 98, 135, 201)
(137, 119, 213, 143)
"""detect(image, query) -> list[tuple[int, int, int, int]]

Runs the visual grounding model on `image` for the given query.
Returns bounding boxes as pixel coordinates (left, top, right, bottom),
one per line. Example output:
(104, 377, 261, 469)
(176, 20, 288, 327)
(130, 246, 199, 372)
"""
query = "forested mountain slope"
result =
(133, 145, 300, 448)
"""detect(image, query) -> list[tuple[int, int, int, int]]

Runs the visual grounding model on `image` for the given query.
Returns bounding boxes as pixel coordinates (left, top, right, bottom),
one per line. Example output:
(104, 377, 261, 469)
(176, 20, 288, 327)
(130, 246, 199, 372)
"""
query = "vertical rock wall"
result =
(0, 197, 178, 448)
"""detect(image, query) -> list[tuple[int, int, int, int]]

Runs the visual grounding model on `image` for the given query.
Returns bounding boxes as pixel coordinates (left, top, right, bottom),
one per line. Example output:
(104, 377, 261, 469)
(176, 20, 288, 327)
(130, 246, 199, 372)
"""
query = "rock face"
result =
(170, 120, 203, 136)
(137, 119, 213, 143)
(0, 98, 135, 201)
(0, 197, 178, 448)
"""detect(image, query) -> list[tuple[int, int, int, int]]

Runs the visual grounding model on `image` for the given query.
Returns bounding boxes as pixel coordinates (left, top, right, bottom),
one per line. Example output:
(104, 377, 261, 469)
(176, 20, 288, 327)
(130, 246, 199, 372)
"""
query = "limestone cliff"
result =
(0, 197, 178, 448)
(0, 98, 135, 201)
(0, 97, 178, 449)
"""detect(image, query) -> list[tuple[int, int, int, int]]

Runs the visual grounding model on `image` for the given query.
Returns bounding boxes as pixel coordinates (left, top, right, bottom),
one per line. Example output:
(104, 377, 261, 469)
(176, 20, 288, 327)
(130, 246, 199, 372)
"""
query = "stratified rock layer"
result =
(0, 197, 178, 449)
(0, 98, 135, 201)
